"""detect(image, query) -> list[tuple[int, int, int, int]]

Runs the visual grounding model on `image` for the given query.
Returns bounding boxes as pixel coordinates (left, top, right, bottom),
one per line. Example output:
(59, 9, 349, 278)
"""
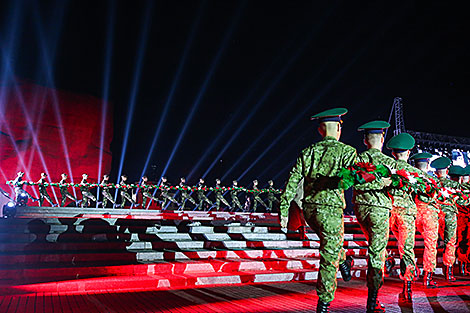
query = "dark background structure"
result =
(0, 0, 467, 186)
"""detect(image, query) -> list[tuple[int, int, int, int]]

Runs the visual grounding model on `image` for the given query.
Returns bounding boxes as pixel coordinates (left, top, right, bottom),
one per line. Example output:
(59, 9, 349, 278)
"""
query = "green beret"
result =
(430, 157, 451, 170)
(410, 152, 433, 161)
(448, 165, 465, 176)
(310, 108, 348, 123)
(386, 133, 415, 151)
(357, 120, 391, 133)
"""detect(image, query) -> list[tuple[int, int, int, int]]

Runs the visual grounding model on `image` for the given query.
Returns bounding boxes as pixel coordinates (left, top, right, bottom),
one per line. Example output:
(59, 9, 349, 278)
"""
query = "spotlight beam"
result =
(140, 2, 204, 180)
(160, 2, 245, 179)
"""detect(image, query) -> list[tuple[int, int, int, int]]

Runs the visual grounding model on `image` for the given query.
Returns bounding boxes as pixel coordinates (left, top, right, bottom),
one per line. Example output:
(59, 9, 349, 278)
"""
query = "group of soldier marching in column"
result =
(280, 108, 470, 313)
(5, 172, 280, 212)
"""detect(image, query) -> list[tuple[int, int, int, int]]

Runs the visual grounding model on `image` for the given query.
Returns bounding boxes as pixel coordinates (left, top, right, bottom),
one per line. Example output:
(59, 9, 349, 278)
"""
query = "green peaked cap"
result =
(448, 165, 465, 176)
(310, 108, 348, 122)
(357, 120, 390, 133)
(386, 133, 415, 151)
(430, 156, 451, 170)
(410, 152, 433, 161)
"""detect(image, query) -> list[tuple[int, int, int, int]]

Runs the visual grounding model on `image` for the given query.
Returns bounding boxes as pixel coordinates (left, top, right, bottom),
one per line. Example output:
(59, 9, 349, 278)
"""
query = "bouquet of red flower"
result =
(338, 162, 390, 190)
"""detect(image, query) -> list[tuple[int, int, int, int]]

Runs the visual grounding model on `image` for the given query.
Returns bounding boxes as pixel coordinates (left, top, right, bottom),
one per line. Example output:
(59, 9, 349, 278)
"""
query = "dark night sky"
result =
(1, 0, 468, 186)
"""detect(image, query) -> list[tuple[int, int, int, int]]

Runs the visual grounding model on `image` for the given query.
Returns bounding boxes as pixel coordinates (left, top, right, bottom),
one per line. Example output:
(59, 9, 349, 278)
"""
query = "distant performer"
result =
(266, 180, 280, 212)
(12, 171, 37, 204)
(141, 176, 159, 208)
(214, 179, 230, 210)
(100, 174, 115, 208)
(179, 177, 196, 210)
(196, 178, 213, 210)
(119, 174, 136, 208)
(252, 180, 268, 212)
(80, 173, 96, 208)
(59, 173, 77, 207)
(230, 180, 244, 211)
(37, 172, 55, 207)
(159, 177, 179, 209)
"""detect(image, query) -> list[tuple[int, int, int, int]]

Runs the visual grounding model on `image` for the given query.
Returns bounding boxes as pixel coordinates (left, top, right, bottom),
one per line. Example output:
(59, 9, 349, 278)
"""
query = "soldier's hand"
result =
(382, 177, 392, 187)
(280, 215, 288, 228)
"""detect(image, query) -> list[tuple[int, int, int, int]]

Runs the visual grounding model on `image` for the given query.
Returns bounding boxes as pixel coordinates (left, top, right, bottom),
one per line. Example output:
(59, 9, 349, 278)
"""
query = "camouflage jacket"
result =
(389, 159, 417, 212)
(438, 176, 460, 214)
(352, 148, 395, 209)
(413, 168, 439, 211)
(280, 136, 357, 217)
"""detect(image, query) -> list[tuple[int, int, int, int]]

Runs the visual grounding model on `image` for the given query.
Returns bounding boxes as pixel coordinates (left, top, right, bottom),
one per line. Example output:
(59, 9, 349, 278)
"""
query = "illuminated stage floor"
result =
(1, 277, 469, 313)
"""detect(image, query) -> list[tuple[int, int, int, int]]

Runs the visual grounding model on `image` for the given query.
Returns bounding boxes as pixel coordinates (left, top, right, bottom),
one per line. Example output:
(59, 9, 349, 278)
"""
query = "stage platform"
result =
(1, 206, 469, 312)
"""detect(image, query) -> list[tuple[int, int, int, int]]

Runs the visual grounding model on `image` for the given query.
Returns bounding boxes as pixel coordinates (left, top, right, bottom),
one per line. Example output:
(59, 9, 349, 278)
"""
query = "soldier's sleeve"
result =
(279, 152, 305, 217)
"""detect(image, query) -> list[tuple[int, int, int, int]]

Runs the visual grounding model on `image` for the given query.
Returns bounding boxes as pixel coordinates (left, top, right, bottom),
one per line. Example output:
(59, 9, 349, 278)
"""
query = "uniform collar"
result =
(322, 136, 338, 141)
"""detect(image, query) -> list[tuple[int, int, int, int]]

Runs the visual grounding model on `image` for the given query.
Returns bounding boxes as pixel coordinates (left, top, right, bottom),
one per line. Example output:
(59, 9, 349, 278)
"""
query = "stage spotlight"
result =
(16, 192, 29, 207)
(3, 201, 16, 218)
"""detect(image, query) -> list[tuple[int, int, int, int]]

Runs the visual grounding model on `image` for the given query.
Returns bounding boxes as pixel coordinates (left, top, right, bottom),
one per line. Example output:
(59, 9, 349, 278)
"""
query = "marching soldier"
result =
(410, 152, 440, 288)
(252, 180, 268, 212)
(214, 179, 230, 210)
(141, 176, 160, 208)
(37, 172, 55, 206)
(80, 173, 96, 208)
(280, 108, 356, 313)
(352, 121, 394, 313)
(230, 180, 244, 211)
(196, 178, 213, 210)
(12, 171, 38, 204)
(387, 133, 418, 303)
(119, 174, 136, 208)
(266, 180, 280, 212)
(159, 177, 179, 209)
(59, 173, 77, 207)
(179, 177, 196, 210)
(458, 167, 470, 275)
(431, 157, 460, 281)
(100, 174, 115, 208)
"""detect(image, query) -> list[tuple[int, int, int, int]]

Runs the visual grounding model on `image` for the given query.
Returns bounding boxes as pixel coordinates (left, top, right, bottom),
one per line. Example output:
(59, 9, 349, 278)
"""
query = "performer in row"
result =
(179, 177, 196, 209)
(37, 172, 56, 207)
(214, 178, 230, 210)
(230, 180, 244, 211)
(141, 176, 160, 208)
(59, 173, 77, 206)
(13, 171, 38, 204)
(119, 174, 136, 207)
(159, 176, 179, 208)
(100, 174, 116, 208)
(80, 173, 96, 208)
(252, 180, 268, 212)
(196, 178, 213, 210)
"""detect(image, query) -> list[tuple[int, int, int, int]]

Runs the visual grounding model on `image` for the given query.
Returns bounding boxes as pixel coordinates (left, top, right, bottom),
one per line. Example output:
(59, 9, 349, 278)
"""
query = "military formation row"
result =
(4, 173, 281, 211)
(279, 108, 470, 313)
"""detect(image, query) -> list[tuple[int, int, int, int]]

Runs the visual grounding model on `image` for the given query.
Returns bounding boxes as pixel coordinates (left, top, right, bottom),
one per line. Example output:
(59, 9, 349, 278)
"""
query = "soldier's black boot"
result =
(399, 281, 412, 303)
(339, 255, 353, 282)
(446, 265, 456, 281)
(367, 289, 385, 313)
(384, 257, 395, 275)
(423, 271, 438, 288)
(460, 262, 468, 276)
(316, 300, 330, 313)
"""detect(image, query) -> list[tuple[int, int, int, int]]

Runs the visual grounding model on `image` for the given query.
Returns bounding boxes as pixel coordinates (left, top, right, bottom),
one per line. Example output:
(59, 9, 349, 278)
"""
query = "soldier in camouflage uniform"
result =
(119, 174, 136, 208)
(431, 157, 460, 281)
(230, 180, 244, 211)
(179, 177, 196, 210)
(141, 176, 159, 208)
(100, 174, 115, 208)
(159, 177, 179, 209)
(214, 179, 230, 210)
(352, 121, 394, 313)
(59, 173, 77, 207)
(80, 173, 96, 208)
(266, 180, 280, 212)
(12, 171, 38, 204)
(37, 173, 55, 206)
(387, 133, 418, 303)
(280, 108, 356, 313)
(453, 166, 470, 276)
(252, 180, 268, 212)
(410, 152, 440, 288)
(196, 178, 213, 210)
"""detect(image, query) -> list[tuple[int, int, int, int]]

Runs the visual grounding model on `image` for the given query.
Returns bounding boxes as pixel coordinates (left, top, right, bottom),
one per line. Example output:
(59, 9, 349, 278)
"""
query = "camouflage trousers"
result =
(267, 195, 279, 211)
(215, 194, 230, 209)
(253, 195, 268, 212)
(415, 200, 439, 273)
(60, 189, 77, 206)
(81, 191, 96, 208)
(142, 191, 159, 208)
(101, 190, 115, 208)
(120, 191, 135, 207)
(197, 194, 213, 210)
(180, 192, 196, 209)
(231, 195, 243, 211)
(303, 204, 346, 303)
(390, 206, 416, 281)
(439, 209, 457, 266)
(354, 204, 390, 292)
(38, 190, 54, 206)
(456, 211, 470, 263)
